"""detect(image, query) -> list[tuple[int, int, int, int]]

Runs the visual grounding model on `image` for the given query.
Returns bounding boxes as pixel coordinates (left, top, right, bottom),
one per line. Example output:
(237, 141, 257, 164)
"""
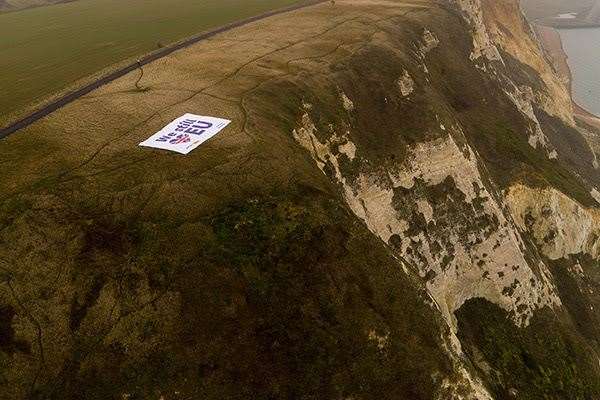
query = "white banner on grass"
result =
(139, 113, 231, 154)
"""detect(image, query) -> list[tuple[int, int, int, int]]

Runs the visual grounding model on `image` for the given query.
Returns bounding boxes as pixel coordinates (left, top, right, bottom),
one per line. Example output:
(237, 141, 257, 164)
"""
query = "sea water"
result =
(558, 27, 600, 117)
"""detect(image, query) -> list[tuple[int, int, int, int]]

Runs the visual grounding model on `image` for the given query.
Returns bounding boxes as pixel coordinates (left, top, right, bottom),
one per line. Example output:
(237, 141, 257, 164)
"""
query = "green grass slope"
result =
(1, 0, 600, 398)
(0, 0, 303, 126)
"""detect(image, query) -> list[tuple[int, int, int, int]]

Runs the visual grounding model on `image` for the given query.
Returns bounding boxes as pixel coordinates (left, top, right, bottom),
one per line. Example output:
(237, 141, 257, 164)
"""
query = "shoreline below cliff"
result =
(534, 23, 600, 129)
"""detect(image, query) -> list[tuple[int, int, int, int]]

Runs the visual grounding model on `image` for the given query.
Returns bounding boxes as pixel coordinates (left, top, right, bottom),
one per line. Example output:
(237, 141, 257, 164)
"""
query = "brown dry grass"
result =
(3, 1, 600, 397)
(0, 1, 444, 397)
(0, 0, 432, 204)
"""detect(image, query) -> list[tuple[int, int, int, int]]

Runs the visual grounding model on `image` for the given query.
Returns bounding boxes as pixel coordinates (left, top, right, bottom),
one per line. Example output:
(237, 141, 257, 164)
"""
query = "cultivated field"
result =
(0, 0, 302, 126)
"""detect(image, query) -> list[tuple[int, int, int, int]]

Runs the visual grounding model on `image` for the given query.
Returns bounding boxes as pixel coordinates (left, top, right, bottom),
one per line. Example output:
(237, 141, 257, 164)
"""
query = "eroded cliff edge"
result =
(1, 0, 600, 399)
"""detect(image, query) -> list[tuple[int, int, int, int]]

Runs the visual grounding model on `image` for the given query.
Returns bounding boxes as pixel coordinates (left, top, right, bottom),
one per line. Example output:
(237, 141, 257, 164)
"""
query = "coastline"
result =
(534, 23, 600, 129)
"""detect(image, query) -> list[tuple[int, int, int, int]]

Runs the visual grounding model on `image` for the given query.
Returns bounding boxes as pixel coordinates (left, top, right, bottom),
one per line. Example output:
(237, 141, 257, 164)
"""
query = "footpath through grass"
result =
(0, 0, 302, 125)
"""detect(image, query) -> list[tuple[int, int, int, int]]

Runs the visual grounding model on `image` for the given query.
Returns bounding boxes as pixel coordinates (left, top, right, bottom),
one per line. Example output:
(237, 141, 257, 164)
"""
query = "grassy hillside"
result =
(0, 2, 462, 398)
(0, 0, 302, 126)
(1, 0, 600, 398)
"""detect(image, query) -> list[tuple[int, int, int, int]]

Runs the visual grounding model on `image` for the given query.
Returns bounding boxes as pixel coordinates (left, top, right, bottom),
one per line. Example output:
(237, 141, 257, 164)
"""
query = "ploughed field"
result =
(0, 0, 302, 126)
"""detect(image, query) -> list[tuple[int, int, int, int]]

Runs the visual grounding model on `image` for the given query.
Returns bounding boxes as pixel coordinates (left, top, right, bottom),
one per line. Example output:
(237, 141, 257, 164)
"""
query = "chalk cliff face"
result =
(1, 0, 600, 399)
(290, 0, 600, 397)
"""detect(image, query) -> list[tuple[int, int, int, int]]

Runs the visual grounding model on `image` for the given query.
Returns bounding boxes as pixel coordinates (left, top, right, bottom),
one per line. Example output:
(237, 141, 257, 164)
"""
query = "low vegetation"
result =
(457, 298, 600, 400)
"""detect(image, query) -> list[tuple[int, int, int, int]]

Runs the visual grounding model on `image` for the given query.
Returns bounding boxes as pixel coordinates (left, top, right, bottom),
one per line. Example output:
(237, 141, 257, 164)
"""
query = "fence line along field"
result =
(0, 0, 302, 126)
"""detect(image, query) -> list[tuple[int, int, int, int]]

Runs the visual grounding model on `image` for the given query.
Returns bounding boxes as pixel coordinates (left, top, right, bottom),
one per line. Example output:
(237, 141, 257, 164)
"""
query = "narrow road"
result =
(0, 0, 327, 139)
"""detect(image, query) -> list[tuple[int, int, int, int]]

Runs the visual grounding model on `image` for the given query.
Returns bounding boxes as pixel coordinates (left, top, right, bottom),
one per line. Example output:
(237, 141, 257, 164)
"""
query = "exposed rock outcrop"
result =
(507, 184, 600, 260)
(1, 0, 600, 399)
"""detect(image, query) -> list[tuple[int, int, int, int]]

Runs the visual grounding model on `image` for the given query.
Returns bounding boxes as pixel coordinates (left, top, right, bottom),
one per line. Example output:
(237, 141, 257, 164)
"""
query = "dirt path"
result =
(0, 0, 327, 139)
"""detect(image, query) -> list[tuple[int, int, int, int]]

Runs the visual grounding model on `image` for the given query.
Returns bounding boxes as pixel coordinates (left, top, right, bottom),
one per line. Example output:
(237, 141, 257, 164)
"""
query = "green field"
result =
(0, 0, 302, 125)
